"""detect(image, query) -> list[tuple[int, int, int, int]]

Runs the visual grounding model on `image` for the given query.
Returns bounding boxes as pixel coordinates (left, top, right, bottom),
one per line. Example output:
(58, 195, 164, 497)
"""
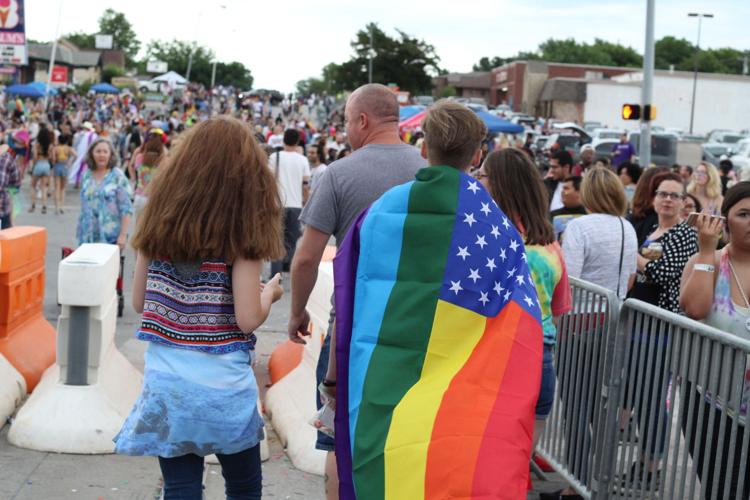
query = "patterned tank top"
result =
(137, 259, 256, 354)
(703, 248, 750, 420)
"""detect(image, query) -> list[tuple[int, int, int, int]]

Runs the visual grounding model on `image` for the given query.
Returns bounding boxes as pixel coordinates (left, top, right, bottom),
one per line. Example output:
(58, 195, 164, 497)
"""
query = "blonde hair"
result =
(580, 167, 628, 216)
(687, 161, 722, 200)
(422, 100, 487, 169)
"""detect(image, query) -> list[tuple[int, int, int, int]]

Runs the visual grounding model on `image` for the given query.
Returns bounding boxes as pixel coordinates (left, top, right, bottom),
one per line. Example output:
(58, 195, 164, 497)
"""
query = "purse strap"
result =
(616, 216, 625, 298)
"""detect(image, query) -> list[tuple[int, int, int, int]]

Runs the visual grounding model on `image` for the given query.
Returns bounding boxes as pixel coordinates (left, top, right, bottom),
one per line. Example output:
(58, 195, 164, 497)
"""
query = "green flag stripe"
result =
(352, 166, 460, 499)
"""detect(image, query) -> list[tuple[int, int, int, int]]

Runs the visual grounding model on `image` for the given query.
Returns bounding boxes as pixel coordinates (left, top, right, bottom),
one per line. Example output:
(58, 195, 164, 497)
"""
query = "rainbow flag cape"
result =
(333, 165, 544, 500)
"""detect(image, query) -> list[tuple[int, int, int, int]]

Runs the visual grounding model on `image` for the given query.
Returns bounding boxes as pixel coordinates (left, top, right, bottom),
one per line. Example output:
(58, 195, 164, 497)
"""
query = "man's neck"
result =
(282, 146, 296, 152)
(359, 127, 402, 148)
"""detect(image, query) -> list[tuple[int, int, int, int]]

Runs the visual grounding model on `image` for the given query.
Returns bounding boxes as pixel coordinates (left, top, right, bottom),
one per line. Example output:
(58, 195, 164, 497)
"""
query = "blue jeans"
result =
(315, 318, 335, 451)
(535, 345, 556, 419)
(158, 445, 262, 500)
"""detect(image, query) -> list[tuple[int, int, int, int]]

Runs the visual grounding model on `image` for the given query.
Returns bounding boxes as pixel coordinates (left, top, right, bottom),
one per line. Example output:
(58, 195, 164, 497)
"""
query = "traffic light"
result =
(622, 104, 641, 120)
(621, 103, 657, 121)
(643, 104, 657, 121)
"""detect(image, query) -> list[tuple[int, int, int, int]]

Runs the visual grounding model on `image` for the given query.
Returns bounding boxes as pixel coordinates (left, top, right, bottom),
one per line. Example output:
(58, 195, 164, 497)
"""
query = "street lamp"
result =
(687, 12, 713, 135)
(186, 4, 226, 82)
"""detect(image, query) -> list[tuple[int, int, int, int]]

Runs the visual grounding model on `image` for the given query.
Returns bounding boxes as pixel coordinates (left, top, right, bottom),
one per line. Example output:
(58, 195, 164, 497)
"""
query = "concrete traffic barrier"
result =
(0, 227, 56, 391)
(265, 246, 336, 475)
(8, 244, 143, 453)
(0, 353, 25, 426)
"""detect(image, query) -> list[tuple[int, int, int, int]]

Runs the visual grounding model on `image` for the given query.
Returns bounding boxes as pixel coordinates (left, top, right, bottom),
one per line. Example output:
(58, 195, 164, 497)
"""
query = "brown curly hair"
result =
(131, 116, 284, 262)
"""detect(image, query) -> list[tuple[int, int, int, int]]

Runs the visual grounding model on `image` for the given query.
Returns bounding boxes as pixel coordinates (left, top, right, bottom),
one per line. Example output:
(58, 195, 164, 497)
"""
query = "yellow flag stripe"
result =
(383, 299, 487, 500)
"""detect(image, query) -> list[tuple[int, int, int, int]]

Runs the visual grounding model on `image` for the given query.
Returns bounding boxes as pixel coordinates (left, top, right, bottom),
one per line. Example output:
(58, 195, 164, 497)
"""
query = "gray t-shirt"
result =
(300, 143, 426, 245)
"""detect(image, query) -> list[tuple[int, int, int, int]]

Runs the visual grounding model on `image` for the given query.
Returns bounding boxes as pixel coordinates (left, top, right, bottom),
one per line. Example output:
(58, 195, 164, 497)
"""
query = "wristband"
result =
(694, 263, 715, 273)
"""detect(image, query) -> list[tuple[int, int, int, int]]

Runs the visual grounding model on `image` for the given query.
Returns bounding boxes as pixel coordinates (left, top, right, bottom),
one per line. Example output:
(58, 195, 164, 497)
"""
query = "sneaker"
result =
(619, 461, 661, 492)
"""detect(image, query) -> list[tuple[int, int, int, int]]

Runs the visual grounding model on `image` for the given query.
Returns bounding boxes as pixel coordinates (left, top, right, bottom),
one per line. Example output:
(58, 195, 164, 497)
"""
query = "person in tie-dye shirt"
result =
(476, 147, 571, 447)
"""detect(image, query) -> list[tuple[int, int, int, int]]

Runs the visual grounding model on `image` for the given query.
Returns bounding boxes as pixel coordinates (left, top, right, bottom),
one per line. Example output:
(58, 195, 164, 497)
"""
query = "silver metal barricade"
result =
(538, 279, 750, 500)
(537, 277, 621, 499)
(606, 299, 750, 500)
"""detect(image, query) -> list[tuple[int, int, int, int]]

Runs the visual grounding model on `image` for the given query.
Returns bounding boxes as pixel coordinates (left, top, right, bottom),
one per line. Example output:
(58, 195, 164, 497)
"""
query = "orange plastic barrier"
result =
(269, 339, 304, 385)
(0, 227, 56, 391)
(267, 246, 336, 387)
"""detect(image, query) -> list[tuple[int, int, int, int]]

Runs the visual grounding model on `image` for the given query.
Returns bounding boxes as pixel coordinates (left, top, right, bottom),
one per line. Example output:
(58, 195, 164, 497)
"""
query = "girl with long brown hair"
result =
(476, 147, 572, 458)
(114, 116, 284, 499)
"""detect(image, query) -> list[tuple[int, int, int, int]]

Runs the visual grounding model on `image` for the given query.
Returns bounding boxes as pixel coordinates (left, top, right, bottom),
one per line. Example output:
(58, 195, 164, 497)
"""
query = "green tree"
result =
(145, 39, 212, 84)
(101, 64, 124, 83)
(98, 9, 140, 66)
(655, 36, 694, 69)
(144, 39, 253, 87)
(472, 56, 507, 72)
(322, 23, 443, 94)
(65, 31, 95, 49)
(439, 84, 457, 98)
(215, 61, 253, 89)
(296, 77, 328, 96)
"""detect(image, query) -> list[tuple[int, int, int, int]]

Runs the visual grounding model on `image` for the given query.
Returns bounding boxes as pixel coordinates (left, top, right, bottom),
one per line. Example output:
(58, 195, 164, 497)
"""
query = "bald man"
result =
(288, 83, 426, 499)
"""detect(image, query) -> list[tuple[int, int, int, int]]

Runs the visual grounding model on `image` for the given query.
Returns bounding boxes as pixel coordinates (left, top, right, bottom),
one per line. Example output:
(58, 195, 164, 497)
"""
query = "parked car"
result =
(590, 128, 625, 141)
(702, 143, 733, 168)
(413, 95, 434, 106)
(708, 131, 747, 146)
(583, 121, 603, 132)
(628, 132, 678, 167)
(730, 138, 750, 175)
(592, 138, 619, 159)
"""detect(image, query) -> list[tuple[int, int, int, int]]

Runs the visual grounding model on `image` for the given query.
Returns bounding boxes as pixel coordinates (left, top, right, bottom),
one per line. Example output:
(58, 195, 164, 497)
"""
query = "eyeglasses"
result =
(655, 191, 685, 201)
(694, 171, 708, 177)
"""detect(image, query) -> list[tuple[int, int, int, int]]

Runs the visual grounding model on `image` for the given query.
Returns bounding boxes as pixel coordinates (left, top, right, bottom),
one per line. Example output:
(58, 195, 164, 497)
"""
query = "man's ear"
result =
(359, 112, 368, 130)
(420, 140, 428, 160)
(470, 148, 483, 167)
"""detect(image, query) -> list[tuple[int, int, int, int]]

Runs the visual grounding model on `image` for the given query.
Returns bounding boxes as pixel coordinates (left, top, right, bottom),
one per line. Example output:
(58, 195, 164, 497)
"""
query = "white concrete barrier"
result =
(0, 353, 25, 426)
(8, 244, 142, 453)
(264, 261, 334, 475)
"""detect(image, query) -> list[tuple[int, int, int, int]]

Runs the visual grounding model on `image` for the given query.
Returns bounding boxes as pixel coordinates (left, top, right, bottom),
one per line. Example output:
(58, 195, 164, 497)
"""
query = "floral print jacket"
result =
(76, 167, 133, 245)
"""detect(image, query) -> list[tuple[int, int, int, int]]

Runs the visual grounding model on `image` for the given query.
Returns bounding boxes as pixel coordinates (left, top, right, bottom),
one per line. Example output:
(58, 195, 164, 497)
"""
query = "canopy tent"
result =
(3, 84, 45, 98)
(398, 110, 426, 131)
(151, 71, 187, 85)
(399, 105, 425, 121)
(475, 111, 524, 134)
(27, 81, 58, 95)
(91, 82, 121, 94)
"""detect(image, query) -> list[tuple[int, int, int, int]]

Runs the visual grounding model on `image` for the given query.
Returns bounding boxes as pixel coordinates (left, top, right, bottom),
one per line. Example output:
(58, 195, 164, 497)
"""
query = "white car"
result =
(590, 128, 625, 141)
(730, 138, 750, 177)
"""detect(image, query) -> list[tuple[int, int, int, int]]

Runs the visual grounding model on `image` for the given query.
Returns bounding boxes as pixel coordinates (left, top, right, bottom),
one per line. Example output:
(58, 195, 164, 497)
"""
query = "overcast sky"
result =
(25, 0, 749, 92)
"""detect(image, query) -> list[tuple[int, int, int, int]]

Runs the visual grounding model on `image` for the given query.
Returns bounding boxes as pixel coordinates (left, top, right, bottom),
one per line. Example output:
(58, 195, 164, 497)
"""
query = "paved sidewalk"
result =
(0, 185, 324, 500)
(0, 184, 565, 499)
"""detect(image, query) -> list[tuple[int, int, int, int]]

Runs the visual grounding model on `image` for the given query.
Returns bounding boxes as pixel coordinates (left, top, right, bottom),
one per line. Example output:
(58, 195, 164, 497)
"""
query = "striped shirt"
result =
(137, 259, 256, 354)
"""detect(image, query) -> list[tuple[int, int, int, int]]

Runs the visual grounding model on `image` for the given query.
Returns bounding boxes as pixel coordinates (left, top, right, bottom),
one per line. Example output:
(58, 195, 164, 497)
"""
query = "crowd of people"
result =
(0, 81, 748, 499)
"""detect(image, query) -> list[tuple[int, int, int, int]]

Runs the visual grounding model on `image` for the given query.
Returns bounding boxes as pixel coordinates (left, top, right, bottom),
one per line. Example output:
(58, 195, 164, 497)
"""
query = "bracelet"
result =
(694, 263, 715, 273)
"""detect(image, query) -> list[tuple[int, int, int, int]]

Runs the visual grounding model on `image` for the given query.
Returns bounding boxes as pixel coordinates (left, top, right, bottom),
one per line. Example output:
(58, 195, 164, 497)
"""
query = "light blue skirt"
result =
(114, 342, 264, 458)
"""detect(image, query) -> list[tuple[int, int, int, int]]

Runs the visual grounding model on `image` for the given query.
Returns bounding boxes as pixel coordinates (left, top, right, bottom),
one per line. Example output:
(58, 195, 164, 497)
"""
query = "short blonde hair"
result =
(422, 100, 487, 169)
(581, 167, 628, 216)
(687, 161, 722, 200)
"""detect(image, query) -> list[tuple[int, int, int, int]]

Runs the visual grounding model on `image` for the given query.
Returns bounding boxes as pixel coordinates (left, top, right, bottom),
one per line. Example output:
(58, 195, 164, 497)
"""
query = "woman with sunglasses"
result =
(687, 161, 723, 215)
(622, 171, 698, 489)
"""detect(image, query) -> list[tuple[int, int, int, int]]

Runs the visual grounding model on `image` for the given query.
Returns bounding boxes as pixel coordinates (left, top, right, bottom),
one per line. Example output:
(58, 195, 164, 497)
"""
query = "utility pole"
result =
(688, 12, 713, 135)
(368, 25, 374, 84)
(43, 0, 64, 112)
(639, 0, 655, 168)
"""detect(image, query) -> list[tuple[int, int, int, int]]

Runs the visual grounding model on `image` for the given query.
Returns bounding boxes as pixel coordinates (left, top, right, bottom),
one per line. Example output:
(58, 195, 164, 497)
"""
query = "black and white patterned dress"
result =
(638, 222, 698, 313)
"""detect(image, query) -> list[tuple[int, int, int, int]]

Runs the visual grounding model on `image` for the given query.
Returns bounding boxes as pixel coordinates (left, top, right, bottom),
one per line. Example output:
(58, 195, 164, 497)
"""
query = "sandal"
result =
(28, 204, 35, 213)
(41, 206, 46, 214)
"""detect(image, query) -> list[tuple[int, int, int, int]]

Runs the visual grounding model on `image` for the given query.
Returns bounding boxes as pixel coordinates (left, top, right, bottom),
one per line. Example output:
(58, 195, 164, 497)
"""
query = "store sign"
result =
(51, 65, 68, 83)
(0, 0, 26, 65)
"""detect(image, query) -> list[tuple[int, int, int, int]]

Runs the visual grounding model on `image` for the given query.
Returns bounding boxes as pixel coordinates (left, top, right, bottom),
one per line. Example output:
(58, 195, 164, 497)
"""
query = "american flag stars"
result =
(438, 174, 541, 321)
